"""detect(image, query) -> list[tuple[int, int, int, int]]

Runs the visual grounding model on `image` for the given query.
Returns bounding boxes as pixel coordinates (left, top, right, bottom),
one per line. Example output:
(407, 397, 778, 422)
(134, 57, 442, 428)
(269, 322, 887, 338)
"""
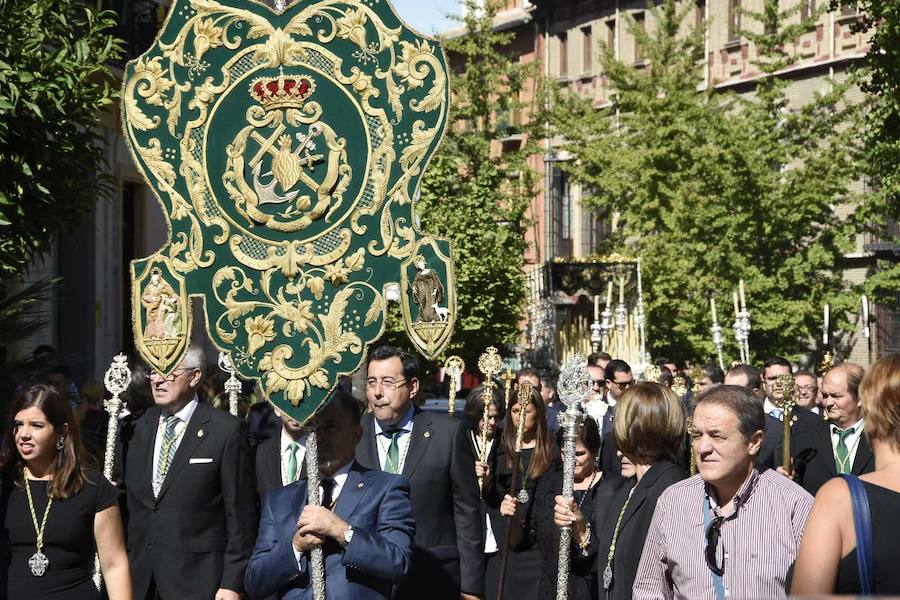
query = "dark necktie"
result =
(834, 427, 856, 474)
(320, 478, 336, 509)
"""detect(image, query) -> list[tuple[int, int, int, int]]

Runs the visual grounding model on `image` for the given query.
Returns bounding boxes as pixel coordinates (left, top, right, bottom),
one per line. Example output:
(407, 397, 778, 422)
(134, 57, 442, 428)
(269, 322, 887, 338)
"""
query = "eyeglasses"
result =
(591, 378, 604, 389)
(612, 379, 634, 388)
(149, 367, 197, 382)
(705, 514, 726, 577)
(365, 378, 407, 391)
(795, 385, 816, 393)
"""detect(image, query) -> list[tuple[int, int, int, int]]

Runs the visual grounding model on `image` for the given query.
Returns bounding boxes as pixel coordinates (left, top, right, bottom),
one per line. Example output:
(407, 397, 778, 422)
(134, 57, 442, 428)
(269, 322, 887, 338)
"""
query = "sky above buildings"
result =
(388, 0, 460, 35)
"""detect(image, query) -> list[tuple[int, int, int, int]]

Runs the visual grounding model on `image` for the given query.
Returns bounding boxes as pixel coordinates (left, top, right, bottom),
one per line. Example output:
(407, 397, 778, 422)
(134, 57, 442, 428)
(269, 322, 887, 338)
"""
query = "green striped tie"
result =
(156, 415, 181, 491)
(834, 427, 856, 474)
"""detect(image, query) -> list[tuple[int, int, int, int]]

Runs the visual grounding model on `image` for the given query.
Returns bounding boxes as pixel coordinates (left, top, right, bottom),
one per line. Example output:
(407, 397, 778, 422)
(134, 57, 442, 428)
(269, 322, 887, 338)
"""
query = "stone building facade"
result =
(449, 0, 896, 368)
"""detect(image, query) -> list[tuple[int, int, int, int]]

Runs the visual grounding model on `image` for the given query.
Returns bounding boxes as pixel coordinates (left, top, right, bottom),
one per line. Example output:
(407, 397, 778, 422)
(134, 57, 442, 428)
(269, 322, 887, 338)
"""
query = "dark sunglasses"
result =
(705, 515, 725, 576)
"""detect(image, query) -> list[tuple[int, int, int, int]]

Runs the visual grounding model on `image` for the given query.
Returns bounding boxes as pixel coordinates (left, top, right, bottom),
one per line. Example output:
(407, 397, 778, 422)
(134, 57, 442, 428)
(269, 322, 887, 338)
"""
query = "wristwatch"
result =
(343, 526, 354, 546)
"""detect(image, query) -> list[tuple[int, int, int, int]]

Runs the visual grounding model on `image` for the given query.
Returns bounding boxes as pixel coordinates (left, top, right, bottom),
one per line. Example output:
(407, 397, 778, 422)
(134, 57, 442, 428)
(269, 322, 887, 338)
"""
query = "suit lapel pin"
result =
(357, 482, 364, 488)
(424, 431, 431, 438)
(197, 429, 204, 437)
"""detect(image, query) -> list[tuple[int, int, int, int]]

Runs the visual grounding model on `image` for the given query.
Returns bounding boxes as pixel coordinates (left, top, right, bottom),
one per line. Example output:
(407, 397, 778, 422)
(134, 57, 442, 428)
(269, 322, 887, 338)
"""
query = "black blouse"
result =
(3, 469, 120, 599)
(836, 481, 900, 595)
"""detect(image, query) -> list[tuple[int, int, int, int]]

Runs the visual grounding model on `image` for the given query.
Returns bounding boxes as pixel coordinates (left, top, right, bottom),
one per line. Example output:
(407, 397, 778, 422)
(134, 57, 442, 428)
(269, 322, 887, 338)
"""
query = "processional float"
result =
(119, 1, 457, 597)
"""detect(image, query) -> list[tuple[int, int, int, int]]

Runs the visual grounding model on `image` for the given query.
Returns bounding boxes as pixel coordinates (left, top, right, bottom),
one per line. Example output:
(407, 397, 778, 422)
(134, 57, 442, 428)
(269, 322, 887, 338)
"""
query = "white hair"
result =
(182, 345, 206, 373)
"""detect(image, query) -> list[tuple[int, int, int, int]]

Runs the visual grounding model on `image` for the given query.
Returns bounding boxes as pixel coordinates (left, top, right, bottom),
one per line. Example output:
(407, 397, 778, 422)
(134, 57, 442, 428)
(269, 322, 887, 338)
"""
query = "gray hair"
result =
(182, 345, 206, 373)
(695, 384, 765, 440)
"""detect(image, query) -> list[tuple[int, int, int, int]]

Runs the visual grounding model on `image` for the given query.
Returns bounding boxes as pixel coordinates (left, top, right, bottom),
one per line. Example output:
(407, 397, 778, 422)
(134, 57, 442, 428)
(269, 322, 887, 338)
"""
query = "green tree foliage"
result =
(0, 0, 122, 278)
(846, 0, 900, 308)
(382, 0, 536, 362)
(545, 0, 871, 362)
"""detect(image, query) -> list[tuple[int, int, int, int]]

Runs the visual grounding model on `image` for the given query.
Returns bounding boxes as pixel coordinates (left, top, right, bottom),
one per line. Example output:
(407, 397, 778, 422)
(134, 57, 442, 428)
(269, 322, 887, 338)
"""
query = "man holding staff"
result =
(356, 346, 484, 600)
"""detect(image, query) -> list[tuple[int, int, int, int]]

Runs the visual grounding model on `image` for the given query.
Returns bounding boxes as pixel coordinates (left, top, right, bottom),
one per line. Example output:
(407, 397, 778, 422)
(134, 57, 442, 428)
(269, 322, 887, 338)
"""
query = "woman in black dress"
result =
(464, 386, 505, 585)
(486, 385, 553, 600)
(556, 382, 687, 600)
(793, 353, 900, 595)
(531, 417, 603, 600)
(1, 384, 131, 599)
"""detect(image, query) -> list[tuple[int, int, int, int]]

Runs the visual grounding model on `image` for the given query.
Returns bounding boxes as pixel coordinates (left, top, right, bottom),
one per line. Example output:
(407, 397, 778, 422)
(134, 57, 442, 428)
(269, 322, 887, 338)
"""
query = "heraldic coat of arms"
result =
(124, 0, 457, 423)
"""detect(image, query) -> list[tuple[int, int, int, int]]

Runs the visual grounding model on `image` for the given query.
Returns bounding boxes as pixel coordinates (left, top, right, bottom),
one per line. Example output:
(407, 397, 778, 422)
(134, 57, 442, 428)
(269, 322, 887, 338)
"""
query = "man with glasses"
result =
(633, 385, 812, 599)
(596, 360, 632, 478)
(120, 346, 257, 600)
(792, 370, 819, 412)
(356, 346, 483, 600)
(761, 357, 819, 469)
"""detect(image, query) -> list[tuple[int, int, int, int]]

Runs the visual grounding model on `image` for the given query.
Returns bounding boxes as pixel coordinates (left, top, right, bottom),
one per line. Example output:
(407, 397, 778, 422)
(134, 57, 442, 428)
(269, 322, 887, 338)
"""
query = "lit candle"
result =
(594, 295, 600, 321)
(710, 296, 718, 324)
(733, 291, 740, 318)
(618, 277, 625, 304)
(606, 280, 613, 307)
(823, 303, 829, 346)
(861, 295, 869, 338)
(739, 279, 746, 310)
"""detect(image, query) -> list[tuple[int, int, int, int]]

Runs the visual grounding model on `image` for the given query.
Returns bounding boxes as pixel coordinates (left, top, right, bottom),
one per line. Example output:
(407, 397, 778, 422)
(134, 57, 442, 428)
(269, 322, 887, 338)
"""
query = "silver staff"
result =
(95, 353, 132, 589)
(304, 421, 326, 599)
(218, 352, 241, 417)
(555, 354, 592, 600)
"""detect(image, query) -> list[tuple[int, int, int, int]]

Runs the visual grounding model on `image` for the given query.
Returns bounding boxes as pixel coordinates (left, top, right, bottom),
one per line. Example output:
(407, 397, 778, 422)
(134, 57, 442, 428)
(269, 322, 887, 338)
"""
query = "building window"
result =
(695, 0, 706, 29)
(559, 33, 568, 78)
(728, 0, 741, 41)
(634, 12, 645, 63)
(800, 0, 816, 21)
(550, 167, 573, 257)
(582, 26, 593, 73)
(606, 19, 616, 53)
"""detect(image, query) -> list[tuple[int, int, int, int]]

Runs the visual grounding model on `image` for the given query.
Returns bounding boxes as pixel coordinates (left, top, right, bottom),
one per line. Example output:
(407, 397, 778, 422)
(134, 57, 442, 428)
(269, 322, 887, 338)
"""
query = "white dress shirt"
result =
(152, 396, 198, 495)
(280, 429, 307, 486)
(830, 418, 865, 470)
(764, 398, 783, 419)
(373, 405, 415, 473)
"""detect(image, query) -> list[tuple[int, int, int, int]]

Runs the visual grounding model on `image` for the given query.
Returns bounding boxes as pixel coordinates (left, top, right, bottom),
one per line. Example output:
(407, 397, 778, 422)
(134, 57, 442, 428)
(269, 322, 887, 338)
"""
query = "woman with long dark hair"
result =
(1, 384, 131, 599)
(486, 384, 554, 600)
(532, 417, 603, 600)
(463, 385, 506, 582)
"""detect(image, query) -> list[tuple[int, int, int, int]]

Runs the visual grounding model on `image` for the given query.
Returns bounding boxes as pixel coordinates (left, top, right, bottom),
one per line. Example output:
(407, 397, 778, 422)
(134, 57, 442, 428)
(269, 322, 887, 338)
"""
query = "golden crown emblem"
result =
(249, 70, 315, 111)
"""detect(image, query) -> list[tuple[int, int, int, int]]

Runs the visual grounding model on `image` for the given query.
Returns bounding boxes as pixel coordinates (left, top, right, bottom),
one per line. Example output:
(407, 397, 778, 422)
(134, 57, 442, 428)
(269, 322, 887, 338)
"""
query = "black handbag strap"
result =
(842, 474, 874, 594)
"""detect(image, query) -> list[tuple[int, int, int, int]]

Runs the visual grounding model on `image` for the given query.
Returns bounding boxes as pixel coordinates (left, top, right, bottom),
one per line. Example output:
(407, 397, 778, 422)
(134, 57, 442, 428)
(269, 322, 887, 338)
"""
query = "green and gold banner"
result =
(124, 0, 455, 423)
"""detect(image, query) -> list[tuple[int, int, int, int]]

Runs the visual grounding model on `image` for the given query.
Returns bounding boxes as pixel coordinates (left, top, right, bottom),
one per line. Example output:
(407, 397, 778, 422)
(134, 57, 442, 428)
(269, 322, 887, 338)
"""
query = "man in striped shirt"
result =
(634, 385, 813, 599)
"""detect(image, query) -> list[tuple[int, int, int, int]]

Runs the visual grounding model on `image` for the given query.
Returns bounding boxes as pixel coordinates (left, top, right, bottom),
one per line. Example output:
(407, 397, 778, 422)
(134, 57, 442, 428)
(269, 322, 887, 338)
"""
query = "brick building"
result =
(448, 0, 897, 368)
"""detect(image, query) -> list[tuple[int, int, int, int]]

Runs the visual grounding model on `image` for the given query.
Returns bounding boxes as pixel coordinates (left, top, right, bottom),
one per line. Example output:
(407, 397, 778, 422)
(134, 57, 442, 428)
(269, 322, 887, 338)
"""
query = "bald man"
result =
(790, 362, 874, 496)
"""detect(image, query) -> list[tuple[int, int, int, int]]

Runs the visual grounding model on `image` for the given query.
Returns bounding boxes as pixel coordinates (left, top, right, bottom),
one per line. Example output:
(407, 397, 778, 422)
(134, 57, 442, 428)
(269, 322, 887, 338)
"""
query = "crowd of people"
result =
(1, 344, 900, 599)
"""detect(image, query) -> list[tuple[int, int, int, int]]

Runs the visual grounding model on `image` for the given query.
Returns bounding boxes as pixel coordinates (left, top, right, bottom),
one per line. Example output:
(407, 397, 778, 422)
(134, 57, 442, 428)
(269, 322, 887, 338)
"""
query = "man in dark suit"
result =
(356, 346, 483, 600)
(596, 360, 633, 479)
(758, 357, 820, 470)
(121, 346, 257, 600)
(792, 362, 873, 496)
(256, 405, 307, 504)
(245, 392, 415, 599)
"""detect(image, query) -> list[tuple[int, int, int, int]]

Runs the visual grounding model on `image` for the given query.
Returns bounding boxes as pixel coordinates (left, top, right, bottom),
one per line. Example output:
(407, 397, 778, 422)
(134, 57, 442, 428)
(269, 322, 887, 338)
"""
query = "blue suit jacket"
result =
(244, 462, 415, 600)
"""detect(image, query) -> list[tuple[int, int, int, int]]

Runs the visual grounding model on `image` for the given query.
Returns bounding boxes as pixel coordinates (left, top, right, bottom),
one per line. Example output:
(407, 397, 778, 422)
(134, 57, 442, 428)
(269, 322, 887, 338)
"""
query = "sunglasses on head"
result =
(705, 514, 725, 577)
